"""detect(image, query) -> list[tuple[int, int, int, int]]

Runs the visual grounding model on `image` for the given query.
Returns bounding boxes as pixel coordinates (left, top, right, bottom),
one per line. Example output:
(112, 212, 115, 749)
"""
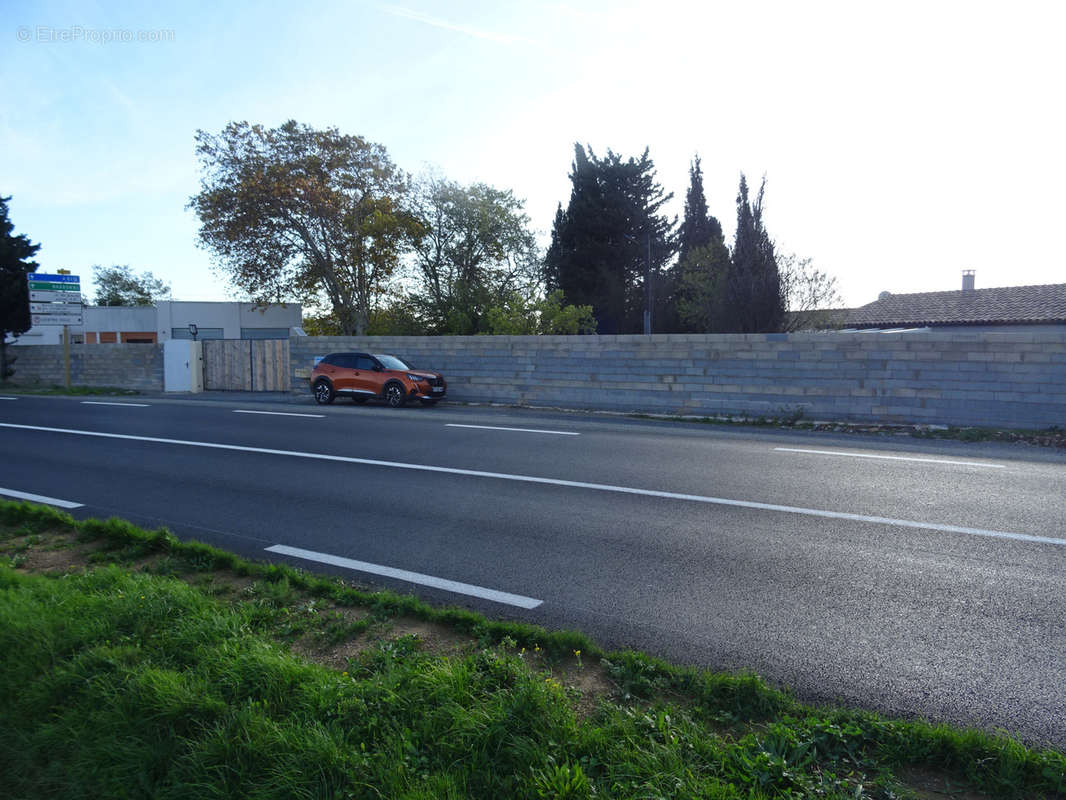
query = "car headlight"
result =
(407, 374, 425, 383)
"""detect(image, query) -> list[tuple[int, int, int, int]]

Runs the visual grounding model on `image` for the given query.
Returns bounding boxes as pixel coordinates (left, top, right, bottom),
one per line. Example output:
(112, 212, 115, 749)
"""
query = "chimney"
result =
(962, 270, 975, 291)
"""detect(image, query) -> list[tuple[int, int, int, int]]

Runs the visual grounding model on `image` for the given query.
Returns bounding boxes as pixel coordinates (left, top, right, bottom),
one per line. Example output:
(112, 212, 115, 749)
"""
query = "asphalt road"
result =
(1, 392, 1064, 748)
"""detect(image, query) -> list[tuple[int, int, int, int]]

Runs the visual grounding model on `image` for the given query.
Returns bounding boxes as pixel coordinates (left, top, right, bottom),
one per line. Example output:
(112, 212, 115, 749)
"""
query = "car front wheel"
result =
(313, 379, 335, 405)
(384, 383, 406, 408)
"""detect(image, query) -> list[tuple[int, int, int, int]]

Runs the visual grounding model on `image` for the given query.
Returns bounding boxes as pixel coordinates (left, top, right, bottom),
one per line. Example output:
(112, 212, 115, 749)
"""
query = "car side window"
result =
(356, 356, 376, 371)
(330, 355, 353, 369)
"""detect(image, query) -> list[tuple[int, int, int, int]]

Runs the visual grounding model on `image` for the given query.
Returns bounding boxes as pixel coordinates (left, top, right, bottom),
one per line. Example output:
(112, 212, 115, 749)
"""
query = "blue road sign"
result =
(32, 273, 80, 283)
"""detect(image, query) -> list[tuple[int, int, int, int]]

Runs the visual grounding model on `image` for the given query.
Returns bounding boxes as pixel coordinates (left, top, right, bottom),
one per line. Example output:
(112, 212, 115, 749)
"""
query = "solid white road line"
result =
(446, 423, 580, 436)
(0, 487, 83, 509)
(266, 544, 543, 609)
(80, 401, 150, 407)
(2, 422, 1063, 548)
(774, 447, 1005, 469)
(233, 410, 324, 418)
(0, 397, 16, 400)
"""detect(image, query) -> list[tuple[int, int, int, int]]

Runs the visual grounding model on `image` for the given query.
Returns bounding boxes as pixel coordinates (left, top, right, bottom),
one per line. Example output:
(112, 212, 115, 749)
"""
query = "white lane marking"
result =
(446, 423, 580, 436)
(233, 410, 324, 418)
(774, 447, 1005, 469)
(0, 397, 17, 401)
(2, 422, 1062, 548)
(0, 487, 83, 509)
(266, 544, 543, 609)
(81, 401, 150, 407)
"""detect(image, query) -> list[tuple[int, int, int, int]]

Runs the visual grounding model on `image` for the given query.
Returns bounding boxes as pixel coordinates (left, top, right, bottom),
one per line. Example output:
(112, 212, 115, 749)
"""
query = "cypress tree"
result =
(674, 156, 730, 332)
(724, 174, 784, 333)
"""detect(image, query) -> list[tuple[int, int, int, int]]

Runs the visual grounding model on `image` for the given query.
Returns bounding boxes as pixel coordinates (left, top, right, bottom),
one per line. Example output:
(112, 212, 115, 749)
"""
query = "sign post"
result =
(26, 273, 83, 329)
(27, 274, 82, 388)
(63, 325, 71, 389)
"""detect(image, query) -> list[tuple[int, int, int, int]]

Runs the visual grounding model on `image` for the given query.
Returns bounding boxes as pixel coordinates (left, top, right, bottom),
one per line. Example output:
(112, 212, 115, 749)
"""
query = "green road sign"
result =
(27, 281, 81, 291)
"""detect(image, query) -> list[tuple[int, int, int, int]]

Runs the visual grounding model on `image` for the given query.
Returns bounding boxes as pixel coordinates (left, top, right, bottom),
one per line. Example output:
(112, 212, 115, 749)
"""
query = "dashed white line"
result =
(233, 410, 324, 418)
(0, 397, 17, 401)
(265, 544, 543, 608)
(446, 423, 579, 436)
(81, 401, 150, 407)
(0, 488, 83, 509)
(1, 422, 1061, 548)
(774, 447, 1005, 469)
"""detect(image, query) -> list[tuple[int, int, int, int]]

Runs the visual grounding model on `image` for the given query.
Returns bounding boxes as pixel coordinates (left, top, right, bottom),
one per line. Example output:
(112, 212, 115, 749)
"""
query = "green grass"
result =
(0, 500, 1063, 799)
(0, 383, 141, 396)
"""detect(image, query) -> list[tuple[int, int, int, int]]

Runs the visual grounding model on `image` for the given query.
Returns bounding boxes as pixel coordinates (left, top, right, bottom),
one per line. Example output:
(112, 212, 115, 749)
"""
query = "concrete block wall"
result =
(8, 343, 164, 391)
(291, 331, 1066, 429)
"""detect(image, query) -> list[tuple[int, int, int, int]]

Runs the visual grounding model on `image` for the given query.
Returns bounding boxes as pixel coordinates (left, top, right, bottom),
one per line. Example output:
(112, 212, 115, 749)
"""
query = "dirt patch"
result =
(288, 605, 375, 671)
(896, 765, 997, 800)
(291, 631, 373, 672)
(5, 532, 105, 574)
(387, 616, 474, 658)
(558, 660, 616, 720)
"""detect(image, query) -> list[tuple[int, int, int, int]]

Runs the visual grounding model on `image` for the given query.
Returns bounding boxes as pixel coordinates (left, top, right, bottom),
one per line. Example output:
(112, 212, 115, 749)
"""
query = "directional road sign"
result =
(30, 302, 83, 315)
(29, 290, 82, 303)
(32, 313, 83, 326)
(28, 281, 82, 292)
(32, 273, 81, 283)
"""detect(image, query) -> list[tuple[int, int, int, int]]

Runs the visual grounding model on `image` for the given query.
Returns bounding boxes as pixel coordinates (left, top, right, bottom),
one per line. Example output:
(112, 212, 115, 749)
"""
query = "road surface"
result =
(1, 392, 1063, 747)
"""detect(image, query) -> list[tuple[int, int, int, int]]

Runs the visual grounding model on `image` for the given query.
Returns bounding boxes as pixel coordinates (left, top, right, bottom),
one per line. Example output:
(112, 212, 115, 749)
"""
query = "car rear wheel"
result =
(312, 379, 335, 405)
(384, 382, 406, 408)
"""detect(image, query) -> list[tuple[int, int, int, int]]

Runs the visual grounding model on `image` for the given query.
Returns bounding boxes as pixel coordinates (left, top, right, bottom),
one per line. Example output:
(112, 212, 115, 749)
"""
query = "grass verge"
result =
(1, 500, 1063, 799)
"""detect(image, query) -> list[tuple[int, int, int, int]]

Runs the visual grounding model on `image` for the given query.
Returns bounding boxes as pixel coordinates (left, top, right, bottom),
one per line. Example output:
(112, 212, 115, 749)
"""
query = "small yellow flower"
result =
(574, 650, 581, 656)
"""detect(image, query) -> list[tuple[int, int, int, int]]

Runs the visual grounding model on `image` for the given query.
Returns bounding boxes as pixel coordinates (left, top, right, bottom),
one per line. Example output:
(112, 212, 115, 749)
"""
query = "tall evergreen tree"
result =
(0, 195, 41, 382)
(543, 144, 675, 334)
(676, 156, 724, 267)
(674, 156, 730, 332)
(723, 174, 784, 333)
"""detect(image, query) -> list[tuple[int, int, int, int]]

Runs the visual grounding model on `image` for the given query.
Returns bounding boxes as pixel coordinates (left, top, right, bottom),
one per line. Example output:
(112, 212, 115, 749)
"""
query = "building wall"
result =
(156, 301, 301, 341)
(8, 343, 164, 391)
(291, 331, 1066, 430)
(12, 302, 303, 345)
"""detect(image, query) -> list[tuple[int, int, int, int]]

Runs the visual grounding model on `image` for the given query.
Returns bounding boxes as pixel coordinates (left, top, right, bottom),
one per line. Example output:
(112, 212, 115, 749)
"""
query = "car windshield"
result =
(374, 354, 411, 371)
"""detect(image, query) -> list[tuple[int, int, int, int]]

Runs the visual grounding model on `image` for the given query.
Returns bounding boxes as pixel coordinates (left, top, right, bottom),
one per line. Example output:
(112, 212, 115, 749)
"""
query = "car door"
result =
(353, 355, 382, 396)
(323, 354, 353, 393)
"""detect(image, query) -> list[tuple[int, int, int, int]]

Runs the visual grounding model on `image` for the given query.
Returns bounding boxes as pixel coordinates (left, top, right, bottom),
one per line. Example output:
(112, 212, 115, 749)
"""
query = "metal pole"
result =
(643, 231, 652, 334)
(63, 324, 71, 389)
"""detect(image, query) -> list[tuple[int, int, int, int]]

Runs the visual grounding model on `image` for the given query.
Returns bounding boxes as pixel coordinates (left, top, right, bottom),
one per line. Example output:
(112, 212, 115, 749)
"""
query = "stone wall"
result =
(291, 331, 1066, 429)
(8, 343, 164, 391)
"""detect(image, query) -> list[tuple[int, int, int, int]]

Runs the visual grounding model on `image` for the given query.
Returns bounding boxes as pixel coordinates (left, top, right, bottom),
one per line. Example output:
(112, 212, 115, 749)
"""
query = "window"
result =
(374, 354, 410, 370)
(356, 356, 377, 371)
(240, 327, 290, 340)
(171, 327, 224, 340)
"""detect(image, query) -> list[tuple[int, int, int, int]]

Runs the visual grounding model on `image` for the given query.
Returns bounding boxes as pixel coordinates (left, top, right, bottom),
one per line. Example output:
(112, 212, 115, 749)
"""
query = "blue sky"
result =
(3, 0, 1064, 308)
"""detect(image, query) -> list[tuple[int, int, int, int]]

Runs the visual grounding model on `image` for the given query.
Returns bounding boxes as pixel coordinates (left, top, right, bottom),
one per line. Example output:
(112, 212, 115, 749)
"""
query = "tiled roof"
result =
(845, 283, 1066, 327)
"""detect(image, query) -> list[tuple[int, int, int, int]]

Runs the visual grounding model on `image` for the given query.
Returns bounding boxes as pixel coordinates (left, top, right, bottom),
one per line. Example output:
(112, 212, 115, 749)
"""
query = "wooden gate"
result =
(203, 339, 290, 391)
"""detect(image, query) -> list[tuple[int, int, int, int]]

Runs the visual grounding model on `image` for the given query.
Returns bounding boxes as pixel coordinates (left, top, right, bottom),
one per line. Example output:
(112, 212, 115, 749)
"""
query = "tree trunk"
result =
(0, 338, 11, 383)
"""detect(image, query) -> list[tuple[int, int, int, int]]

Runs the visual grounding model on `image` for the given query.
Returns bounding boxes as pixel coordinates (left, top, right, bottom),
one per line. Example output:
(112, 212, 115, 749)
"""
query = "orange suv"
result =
(310, 352, 447, 408)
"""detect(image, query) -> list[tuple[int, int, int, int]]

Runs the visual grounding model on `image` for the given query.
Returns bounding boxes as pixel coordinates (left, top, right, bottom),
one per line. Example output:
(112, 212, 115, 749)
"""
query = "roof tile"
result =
(845, 283, 1066, 327)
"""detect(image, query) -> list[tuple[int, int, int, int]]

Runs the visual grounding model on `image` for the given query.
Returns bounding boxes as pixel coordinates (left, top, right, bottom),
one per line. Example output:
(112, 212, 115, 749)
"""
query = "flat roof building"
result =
(13, 301, 302, 345)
